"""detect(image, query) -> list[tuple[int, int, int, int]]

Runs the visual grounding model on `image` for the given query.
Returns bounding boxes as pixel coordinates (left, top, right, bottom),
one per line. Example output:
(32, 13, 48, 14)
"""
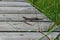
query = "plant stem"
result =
(47, 18, 60, 34)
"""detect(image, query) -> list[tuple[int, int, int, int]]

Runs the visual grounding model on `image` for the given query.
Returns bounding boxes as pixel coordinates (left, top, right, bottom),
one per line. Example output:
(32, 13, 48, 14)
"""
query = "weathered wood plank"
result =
(0, 2, 31, 7)
(0, 14, 49, 21)
(0, 22, 38, 31)
(0, 7, 38, 14)
(0, 22, 17, 31)
(2, 0, 25, 2)
(0, 22, 56, 31)
(0, 32, 59, 40)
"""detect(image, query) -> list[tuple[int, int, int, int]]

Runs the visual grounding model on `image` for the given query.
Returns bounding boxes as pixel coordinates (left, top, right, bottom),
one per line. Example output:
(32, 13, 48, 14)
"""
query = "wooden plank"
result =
(0, 2, 31, 7)
(0, 22, 17, 31)
(2, 0, 25, 2)
(0, 22, 38, 31)
(0, 22, 53, 31)
(0, 14, 49, 21)
(0, 32, 59, 40)
(0, 7, 38, 14)
(0, 22, 59, 31)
